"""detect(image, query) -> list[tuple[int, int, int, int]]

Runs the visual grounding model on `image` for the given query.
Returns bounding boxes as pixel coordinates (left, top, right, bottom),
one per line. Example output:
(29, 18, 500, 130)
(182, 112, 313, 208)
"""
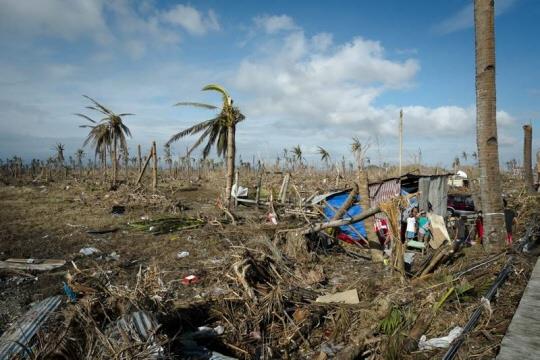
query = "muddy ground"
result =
(0, 174, 537, 359)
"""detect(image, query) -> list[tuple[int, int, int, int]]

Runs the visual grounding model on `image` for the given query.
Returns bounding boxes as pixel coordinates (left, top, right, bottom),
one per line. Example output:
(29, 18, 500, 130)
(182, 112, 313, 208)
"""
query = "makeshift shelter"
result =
(311, 190, 367, 243)
(369, 173, 450, 217)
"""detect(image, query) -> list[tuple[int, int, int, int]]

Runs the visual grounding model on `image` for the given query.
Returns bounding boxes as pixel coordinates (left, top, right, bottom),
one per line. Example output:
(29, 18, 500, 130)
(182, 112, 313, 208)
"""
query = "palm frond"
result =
(166, 117, 219, 145)
(83, 95, 114, 115)
(174, 102, 218, 110)
(202, 84, 231, 105)
(75, 113, 97, 123)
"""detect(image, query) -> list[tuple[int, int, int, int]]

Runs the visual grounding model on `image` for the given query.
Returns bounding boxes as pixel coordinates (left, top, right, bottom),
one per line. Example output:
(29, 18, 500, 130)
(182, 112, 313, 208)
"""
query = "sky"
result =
(0, 0, 538, 168)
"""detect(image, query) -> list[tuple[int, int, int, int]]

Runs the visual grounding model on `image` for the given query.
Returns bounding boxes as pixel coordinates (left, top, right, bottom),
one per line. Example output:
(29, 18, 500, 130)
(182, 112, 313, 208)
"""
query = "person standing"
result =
(503, 199, 517, 246)
(418, 210, 431, 243)
(406, 212, 417, 241)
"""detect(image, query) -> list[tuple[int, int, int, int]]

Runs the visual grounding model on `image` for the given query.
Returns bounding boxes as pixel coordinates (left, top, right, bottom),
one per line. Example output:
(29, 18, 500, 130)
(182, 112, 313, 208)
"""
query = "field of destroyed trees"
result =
(1, 1, 540, 360)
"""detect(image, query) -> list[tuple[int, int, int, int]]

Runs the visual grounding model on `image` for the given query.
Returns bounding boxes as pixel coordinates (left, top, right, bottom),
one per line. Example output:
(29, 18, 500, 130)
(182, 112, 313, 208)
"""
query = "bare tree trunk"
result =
(523, 124, 534, 193)
(112, 136, 117, 186)
(474, 0, 505, 249)
(225, 124, 236, 208)
(358, 169, 382, 262)
(152, 141, 158, 192)
(137, 144, 142, 174)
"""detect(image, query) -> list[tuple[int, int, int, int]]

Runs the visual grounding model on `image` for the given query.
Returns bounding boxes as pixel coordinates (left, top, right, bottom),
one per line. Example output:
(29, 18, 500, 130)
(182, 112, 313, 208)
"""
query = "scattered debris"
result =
(79, 247, 101, 256)
(129, 217, 205, 235)
(176, 251, 190, 259)
(316, 289, 360, 304)
(182, 274, 200, 285)
(0, 258, 65, 271)
(111, 204, 126, 215)
(0, 296, 62, 359)
(419, 326, 463, 350)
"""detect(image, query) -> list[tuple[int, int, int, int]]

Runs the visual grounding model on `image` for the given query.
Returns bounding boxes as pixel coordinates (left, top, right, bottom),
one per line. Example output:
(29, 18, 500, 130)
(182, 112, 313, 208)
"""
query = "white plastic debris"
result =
(418, 326, 463, 350)
(79, 247, 101, 256)
(176, 251, 190, 259)
(231, 184, 248, 198)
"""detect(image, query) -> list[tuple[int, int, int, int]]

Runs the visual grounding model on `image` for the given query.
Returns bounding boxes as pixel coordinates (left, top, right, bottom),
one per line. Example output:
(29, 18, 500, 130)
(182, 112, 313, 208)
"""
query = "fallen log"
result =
(302, 206, 381, 234)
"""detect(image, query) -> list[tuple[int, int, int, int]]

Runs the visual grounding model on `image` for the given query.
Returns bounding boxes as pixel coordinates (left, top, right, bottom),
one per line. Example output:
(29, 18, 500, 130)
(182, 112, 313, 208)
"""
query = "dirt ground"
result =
(0, 174, 537, 359)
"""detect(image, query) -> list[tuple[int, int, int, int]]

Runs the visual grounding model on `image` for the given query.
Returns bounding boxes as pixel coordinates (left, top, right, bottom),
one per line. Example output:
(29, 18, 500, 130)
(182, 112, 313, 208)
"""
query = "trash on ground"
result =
(231, 184, 248, 198)
(86, 228, 119, 235)
(63, 281, 77, 302)
(129, 217, 205, 235)
(316, 289, 360, 304)
(176, 251, 190, 258)
(0, 295, 62, 359)
(182, 274, 200, 285)
(111, 205, 126, 215)
(79, 247, 101, 256)
(419, 326, 463, 350)
(0, 258, 66, 271)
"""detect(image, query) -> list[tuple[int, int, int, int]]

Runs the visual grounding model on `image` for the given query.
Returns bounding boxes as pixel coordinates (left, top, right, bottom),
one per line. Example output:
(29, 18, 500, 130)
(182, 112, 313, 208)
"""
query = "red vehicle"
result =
(447, 194, 475, 216)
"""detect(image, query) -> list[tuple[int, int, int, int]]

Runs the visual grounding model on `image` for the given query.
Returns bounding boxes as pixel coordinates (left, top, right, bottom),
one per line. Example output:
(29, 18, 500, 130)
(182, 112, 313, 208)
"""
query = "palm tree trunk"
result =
(474, 0, 505, 249)
(523, 125, 534, 193)
(225, 123, 236, 208)
(358, 168, 382, 262)
(112, 135, 118, 186)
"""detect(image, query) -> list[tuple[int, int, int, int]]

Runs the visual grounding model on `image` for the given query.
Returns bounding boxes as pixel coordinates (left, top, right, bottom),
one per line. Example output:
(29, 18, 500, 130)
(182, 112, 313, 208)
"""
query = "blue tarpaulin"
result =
(323, 191, 367, 240)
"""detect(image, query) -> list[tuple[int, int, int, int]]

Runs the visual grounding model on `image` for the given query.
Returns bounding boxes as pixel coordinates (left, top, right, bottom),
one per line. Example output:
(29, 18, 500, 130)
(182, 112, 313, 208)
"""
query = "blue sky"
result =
(0, 0, 538, 168)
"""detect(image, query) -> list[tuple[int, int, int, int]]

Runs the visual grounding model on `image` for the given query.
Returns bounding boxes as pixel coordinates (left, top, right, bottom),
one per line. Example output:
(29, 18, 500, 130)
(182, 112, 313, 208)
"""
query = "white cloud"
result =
(161, 5, 220, 35)
(232, 26, 518, 165)
(254, 14, 298, 34)
(433, 0, 518, 35)
(0, 0, 111, 44)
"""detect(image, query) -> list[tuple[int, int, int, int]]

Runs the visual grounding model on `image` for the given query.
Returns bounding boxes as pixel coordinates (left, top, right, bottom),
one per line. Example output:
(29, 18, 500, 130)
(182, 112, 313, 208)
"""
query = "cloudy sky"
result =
(0, 0, 538, 168)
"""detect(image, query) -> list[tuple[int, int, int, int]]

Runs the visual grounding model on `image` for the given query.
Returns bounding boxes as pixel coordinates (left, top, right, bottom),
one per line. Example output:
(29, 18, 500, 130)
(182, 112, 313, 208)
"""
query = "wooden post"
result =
(255, 167, 263, 205)
(233, 168, 239, 207)
(135, 149, 153, 185)
(137, 144, 142, 173)
(278, 173, 290, 204)
(152, 141, 158, 191)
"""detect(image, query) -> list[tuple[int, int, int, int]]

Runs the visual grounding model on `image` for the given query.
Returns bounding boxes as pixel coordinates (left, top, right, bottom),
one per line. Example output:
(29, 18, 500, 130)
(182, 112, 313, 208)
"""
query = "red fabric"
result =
(337, 232, 368, 246)
(506, 233, 513, 246)
(475, 217, 484, 243)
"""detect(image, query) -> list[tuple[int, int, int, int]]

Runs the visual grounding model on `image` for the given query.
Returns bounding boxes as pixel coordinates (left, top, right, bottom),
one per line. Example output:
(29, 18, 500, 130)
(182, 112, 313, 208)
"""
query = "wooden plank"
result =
(0, 259, 65, 271)
(497, 258, 540, 359)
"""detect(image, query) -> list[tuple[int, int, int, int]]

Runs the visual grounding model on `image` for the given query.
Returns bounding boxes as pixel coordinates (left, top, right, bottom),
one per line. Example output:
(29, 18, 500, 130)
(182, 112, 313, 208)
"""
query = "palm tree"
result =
(474, 0, 504, 247)
(166, 84, 245, 208)
(292, 145, 303, 166)
(76, 95, 133, 186)
(55, 143, 65, 166)
(471, 151, 478, 162)
(461, 151, 468, 162)
(317, 146, 330, 166)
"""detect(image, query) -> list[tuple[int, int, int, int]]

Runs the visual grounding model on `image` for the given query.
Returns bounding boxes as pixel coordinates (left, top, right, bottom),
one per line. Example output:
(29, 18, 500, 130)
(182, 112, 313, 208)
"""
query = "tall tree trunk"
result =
(523, 124, 534, 193)
(358, 168, 382, 262)
(112, 136, 117, 186)
(474, 0, 505, 249)
(225, 123, 236, 209)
